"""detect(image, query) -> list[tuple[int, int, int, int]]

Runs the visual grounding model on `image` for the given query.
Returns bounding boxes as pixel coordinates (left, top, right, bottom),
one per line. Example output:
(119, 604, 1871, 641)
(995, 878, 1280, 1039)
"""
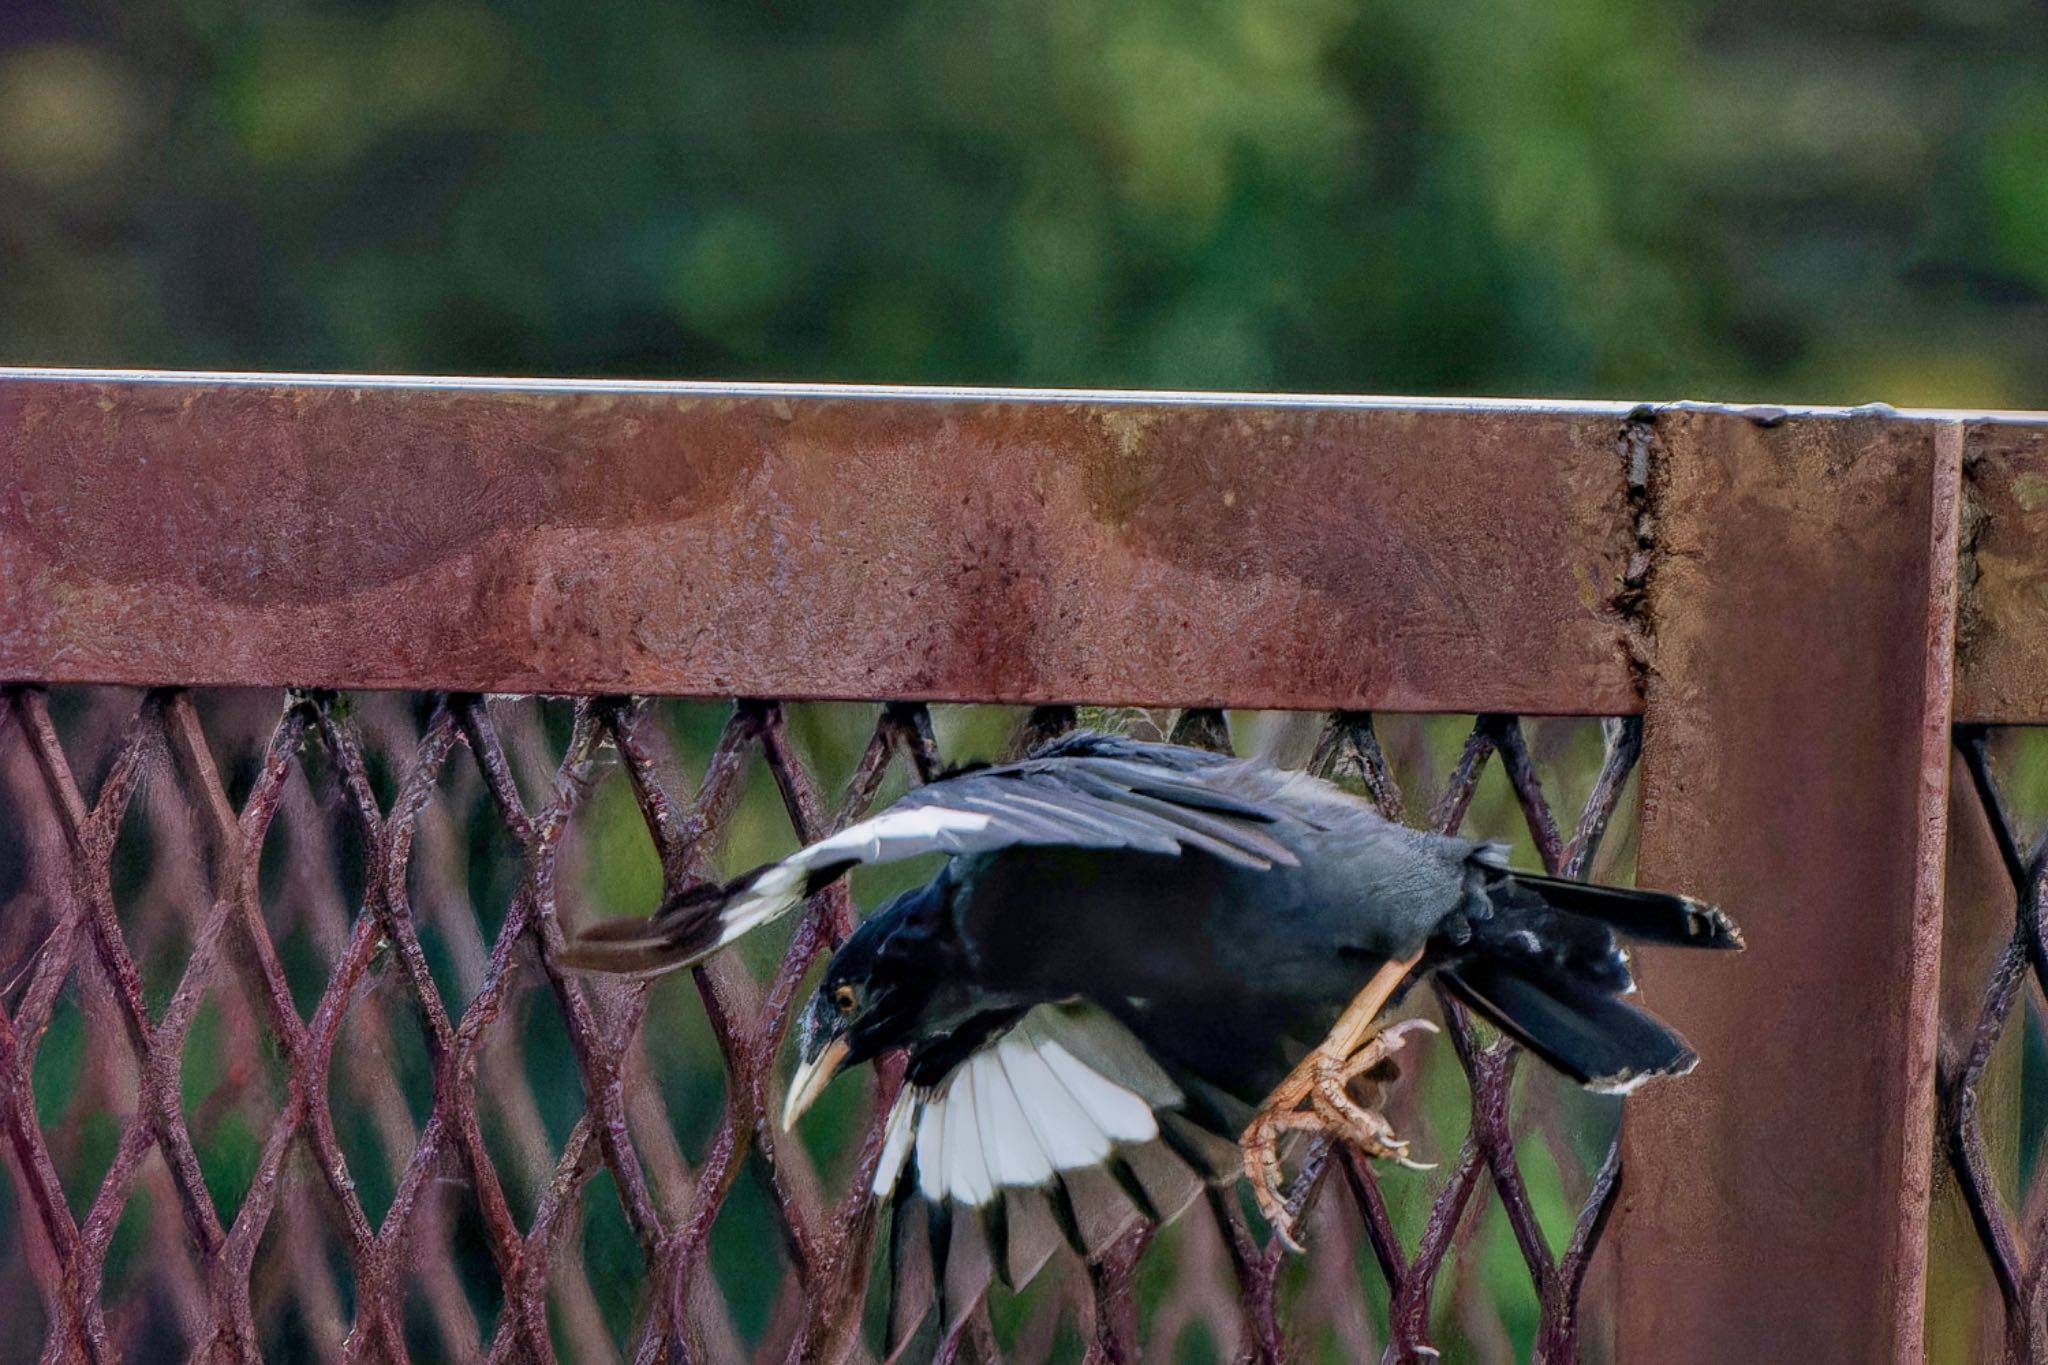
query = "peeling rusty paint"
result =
(1613, 406, 1662, 698)
(1954, 421, 2048, 724)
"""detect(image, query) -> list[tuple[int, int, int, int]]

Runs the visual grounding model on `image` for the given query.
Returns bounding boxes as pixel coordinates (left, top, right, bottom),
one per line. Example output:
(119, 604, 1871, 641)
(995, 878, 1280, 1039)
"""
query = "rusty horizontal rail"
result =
(3, 368, 2042, 722)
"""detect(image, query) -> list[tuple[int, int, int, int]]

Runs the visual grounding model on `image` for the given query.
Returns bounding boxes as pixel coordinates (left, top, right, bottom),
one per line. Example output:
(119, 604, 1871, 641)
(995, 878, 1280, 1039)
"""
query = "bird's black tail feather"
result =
(1501, 871, 1743, 950)
(1441, 872, 1741, 1093)
(1441, 962, 1696, 1093)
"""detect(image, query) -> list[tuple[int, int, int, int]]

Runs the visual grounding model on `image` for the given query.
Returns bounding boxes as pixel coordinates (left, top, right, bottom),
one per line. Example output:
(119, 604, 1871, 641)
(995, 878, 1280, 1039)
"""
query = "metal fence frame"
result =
(2, 369, 2046, 1362)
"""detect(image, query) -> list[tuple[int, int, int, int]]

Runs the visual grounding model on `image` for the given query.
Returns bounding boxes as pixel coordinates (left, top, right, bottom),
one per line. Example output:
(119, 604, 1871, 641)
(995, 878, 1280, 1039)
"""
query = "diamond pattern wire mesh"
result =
(0, 686, 1645, 1363)
(1942, 726, 2048, 1361)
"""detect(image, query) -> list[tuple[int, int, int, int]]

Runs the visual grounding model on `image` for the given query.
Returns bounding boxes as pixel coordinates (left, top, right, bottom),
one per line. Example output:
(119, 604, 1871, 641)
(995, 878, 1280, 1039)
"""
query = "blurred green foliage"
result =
(1, 0, 2044, 405)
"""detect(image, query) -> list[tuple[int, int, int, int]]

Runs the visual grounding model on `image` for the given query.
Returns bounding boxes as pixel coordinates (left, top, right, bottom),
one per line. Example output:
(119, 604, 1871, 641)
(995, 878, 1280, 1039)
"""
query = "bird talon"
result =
(1241, 1104, 1332, 1251)
(1310, 1063, 1402, 1154)
(1239, 1010, 1443, 1247)
(1341, 1016, 1437, 1081)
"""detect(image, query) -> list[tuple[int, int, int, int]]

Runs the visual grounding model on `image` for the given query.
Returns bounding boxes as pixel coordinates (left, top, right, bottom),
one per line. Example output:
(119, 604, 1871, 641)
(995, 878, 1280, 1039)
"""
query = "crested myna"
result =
(562, 731, 1740, 1300)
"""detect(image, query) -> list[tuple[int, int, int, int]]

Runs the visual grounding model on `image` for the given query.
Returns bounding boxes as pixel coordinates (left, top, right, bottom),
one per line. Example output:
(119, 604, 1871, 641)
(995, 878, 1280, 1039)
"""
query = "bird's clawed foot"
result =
(1241, 1018, 1439, 1251)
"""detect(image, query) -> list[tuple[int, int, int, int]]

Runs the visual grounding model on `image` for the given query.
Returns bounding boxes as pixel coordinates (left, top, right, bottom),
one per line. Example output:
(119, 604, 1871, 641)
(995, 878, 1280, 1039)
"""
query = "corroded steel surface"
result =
(1617, 410, 1961, 1364)
(1958, 420, 2048, 724)
(0, 373, 1641, 713)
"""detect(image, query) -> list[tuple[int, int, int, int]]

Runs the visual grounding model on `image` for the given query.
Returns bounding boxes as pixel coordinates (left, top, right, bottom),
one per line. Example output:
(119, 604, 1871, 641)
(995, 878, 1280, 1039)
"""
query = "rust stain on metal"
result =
(1613, 404, 1662, 695)
(1954, 421, 2048, 724)
(1617, 411, 1959, 1364)
(0, 375, 1640, 715)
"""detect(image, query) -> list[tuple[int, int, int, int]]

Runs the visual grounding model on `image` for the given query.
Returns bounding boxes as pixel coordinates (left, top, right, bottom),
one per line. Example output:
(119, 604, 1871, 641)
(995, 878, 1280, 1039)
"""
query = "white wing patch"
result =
(1586, 1050, 1697, 1096)
(875, 1085, 917, 1186)
(805, 805, 995, 865)
(942, 1070, 994, 1205)
(1035, 1039, 1156, 1143)
(708, 806, 995, 957)
(715, 862, 807, 946)
(872, 1008, 1178, 1205)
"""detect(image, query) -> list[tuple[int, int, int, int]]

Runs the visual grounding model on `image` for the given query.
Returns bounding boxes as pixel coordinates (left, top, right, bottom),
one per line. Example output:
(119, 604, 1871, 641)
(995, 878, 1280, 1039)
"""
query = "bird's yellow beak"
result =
(781, 1036, 851, 1131)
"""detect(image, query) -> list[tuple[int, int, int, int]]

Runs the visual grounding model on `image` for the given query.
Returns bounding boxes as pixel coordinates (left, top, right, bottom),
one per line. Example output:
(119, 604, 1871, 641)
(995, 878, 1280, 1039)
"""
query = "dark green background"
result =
(2, 0, 2044, 405)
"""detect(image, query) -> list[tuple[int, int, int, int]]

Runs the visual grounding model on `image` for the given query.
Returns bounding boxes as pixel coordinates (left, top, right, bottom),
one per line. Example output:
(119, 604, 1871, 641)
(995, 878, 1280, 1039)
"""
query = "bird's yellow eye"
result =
(833, 984, 858, 1014)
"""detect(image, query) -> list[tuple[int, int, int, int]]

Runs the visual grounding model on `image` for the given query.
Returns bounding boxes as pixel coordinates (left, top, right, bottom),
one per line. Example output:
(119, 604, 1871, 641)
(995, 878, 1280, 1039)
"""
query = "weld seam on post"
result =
(1891, 420, 1965, 1365)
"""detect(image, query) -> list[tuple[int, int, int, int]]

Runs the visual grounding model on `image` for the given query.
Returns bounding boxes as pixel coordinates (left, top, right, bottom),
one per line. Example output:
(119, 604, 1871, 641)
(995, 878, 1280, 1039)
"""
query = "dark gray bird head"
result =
(782, 874, 956, 1129)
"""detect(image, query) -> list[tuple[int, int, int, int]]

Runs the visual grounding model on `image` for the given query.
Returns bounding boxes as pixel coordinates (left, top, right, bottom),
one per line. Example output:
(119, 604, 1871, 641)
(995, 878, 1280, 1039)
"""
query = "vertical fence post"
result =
(1615, 411, 1962, 1362)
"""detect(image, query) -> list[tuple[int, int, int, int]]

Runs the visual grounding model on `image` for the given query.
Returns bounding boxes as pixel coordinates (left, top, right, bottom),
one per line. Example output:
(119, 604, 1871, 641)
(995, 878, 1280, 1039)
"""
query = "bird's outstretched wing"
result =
(870, 1003, 1237, 1351)
(558, 734, 1303, 978)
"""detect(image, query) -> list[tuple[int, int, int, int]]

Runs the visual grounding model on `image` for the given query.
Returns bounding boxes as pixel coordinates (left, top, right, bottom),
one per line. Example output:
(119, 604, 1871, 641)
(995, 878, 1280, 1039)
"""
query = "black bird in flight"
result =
(563, 732, 1740, 1278)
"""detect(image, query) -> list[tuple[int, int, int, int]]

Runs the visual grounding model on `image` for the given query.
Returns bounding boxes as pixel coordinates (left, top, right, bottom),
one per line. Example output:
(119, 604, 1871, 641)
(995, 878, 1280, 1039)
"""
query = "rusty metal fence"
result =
(1, 371, 2046, 1363)
(0, 689, 1637, 1365)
